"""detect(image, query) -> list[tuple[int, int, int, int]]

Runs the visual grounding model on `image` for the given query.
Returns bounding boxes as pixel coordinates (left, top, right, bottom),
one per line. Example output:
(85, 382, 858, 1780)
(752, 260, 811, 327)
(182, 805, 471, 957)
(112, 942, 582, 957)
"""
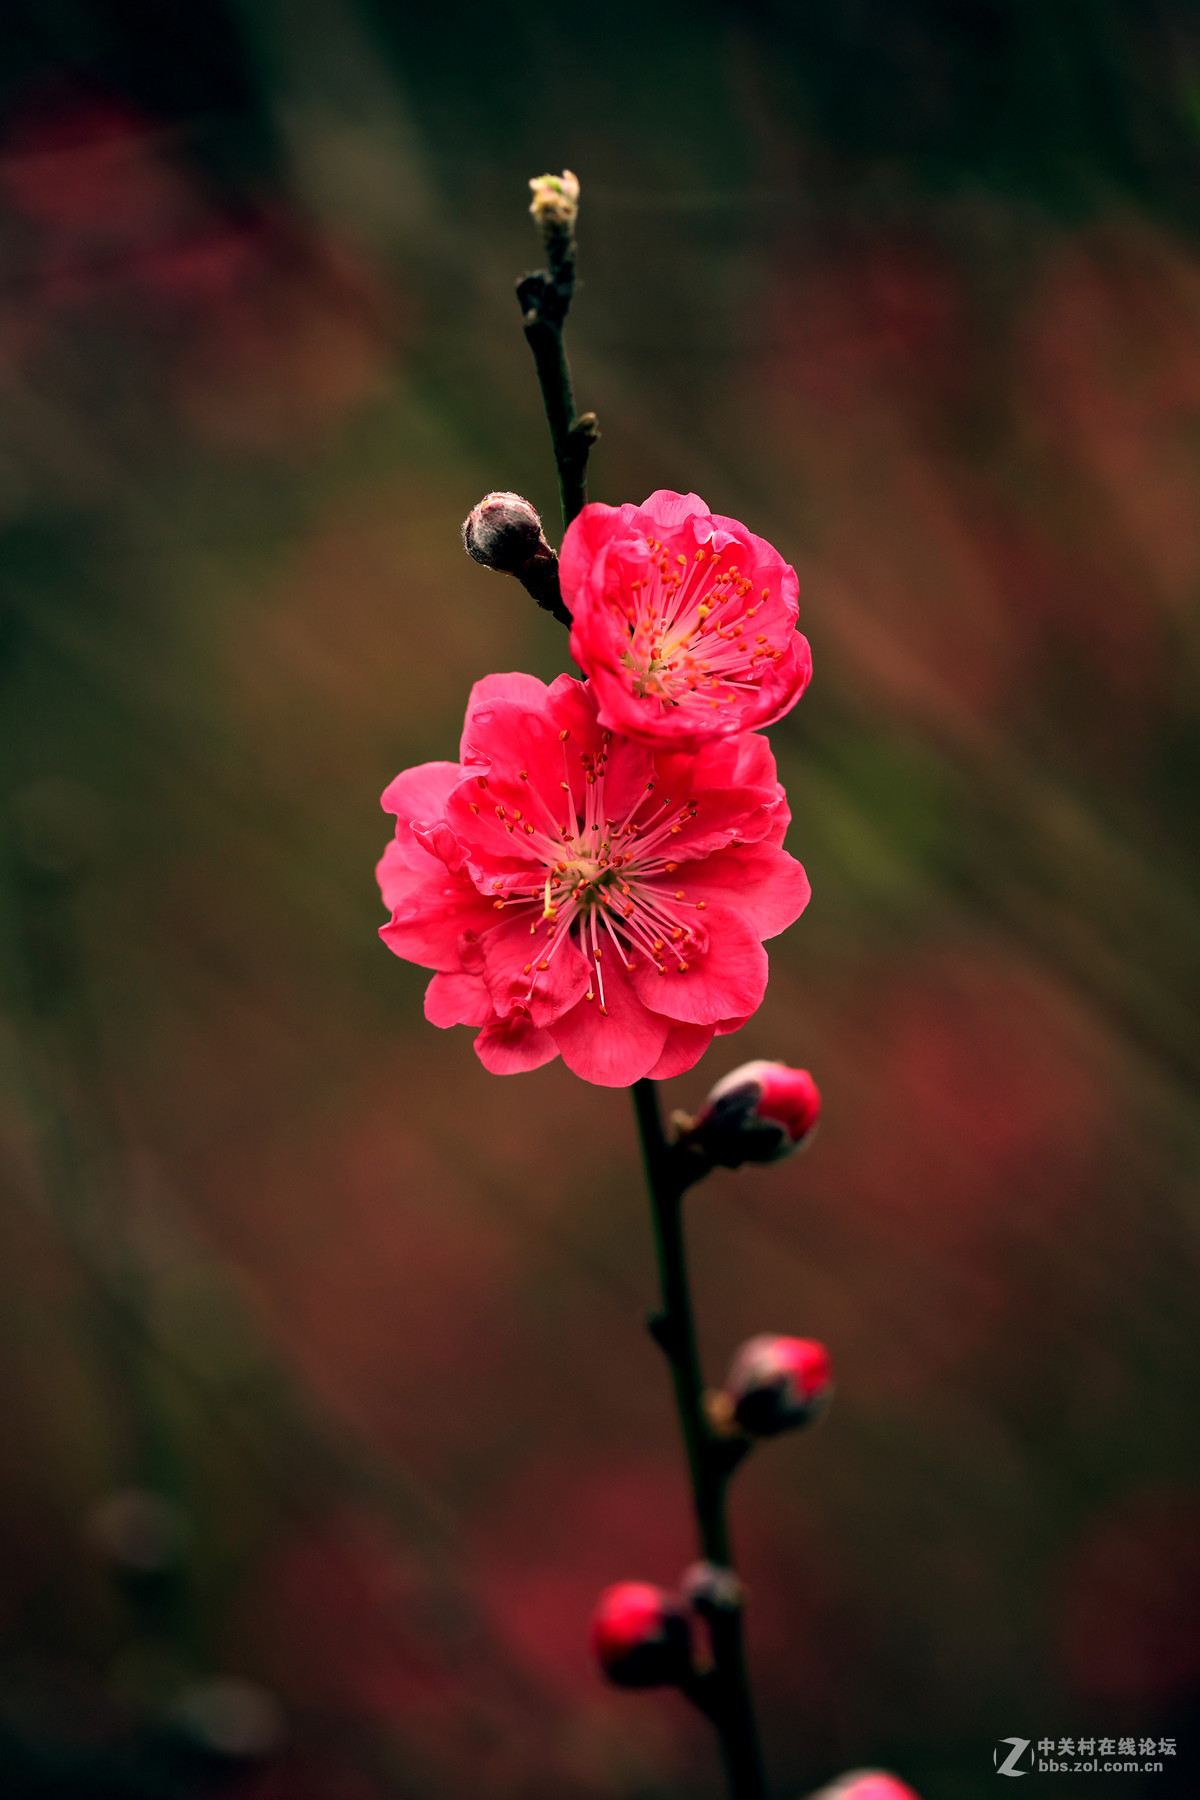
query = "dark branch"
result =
(631, 1079, 769, 1800)
(519, 172, 599, 532)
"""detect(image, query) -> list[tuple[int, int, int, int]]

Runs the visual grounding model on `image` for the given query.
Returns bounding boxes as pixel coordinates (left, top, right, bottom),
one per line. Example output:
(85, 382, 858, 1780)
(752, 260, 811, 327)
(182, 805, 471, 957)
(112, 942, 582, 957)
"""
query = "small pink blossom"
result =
(377, 672, 809, 1087)
(560, 489, 811, 750)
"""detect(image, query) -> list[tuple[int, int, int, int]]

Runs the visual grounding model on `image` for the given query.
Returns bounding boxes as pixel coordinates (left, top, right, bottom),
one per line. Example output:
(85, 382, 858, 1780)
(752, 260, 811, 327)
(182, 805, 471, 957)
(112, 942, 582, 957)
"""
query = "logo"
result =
(994, 1738, 1033, 1777)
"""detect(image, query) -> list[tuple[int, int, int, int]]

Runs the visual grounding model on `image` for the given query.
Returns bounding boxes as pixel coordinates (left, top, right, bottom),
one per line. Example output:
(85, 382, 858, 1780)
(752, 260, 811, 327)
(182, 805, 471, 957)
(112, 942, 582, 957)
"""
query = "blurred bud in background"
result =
(84, 1488, 189, 1576)
(803, 1772, 922, 1800)
(168, 1676, 286, 1763)
(712, 1336, 834, 1439)
(588, 1581, 693, 1689)
(688, 1061, 821, 1167)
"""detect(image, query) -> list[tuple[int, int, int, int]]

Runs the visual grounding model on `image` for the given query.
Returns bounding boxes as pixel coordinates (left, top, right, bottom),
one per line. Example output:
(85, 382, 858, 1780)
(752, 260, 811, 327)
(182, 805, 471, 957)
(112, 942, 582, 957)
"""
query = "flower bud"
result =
(528, 169, 580, 234)
(720, 1335, 833, 1438)
(805, 1772, 921, 1800)
(689, 1060, 821, 1167)
(462, 491, 550, 574)
(588, 1581, 693, 1688)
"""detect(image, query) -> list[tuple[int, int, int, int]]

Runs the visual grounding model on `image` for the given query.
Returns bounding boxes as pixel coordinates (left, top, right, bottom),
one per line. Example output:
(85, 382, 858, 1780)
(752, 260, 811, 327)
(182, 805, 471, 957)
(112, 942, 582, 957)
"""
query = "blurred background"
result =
(0, 3, 1198, 1796)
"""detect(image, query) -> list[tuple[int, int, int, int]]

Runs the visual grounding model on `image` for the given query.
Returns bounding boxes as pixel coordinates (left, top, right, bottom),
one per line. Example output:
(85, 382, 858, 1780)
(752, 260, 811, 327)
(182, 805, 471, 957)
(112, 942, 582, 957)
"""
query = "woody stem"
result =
(516, 214, 598, 532)
(632, 1077, 768, 1800)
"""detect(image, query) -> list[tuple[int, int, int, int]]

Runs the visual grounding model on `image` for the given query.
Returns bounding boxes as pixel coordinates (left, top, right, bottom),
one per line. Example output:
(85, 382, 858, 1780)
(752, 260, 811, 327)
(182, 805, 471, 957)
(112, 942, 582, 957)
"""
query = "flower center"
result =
(479, 734, 711, 1016)
(613, 536, 785, 712)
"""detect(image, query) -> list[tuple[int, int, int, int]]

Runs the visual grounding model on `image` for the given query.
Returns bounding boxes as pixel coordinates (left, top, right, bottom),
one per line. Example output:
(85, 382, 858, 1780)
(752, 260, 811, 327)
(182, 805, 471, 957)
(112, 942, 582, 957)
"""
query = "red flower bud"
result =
(588, 1581, 693, 1688)
(690, 1060, 821, 1167)
(722, 1334, 833, 1437)
(806, 1773, 922, 1800)
(461, 491, 550, 574)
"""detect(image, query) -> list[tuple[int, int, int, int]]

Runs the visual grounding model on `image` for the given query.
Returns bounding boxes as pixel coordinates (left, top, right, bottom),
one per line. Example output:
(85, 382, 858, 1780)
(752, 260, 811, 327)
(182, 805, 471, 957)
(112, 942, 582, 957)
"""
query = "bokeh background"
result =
(1, 3, 1199, 1796)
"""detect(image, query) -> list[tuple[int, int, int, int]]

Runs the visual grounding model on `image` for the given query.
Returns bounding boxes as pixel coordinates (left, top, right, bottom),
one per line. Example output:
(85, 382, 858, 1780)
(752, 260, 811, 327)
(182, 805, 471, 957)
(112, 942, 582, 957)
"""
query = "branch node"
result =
(645, 1309, 679, 1357)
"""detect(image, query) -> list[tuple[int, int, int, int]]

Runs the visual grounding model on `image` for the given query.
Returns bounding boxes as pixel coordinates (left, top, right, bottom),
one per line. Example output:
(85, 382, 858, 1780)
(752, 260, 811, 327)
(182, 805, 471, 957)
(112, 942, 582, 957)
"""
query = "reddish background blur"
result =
(0, 4, 1198, 1797)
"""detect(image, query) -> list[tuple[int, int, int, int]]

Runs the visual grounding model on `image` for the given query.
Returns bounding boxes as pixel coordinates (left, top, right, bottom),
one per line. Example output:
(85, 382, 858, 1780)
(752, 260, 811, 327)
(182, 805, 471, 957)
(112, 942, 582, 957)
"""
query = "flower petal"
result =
(480, 912, 591, 1025)
(549, 959, 669, 1087)
(474, 1014, 559, 1075)
(645, 1022, 715, 1079)
(424, 970, 491, 1027)
(460, 672, 551, 761)
(381, 760, 462, 830)
(683, 843, 810, 939)
(380, 872, 497, 971)
(632, 903, 768, 1025)
(378, 761, 465, 901)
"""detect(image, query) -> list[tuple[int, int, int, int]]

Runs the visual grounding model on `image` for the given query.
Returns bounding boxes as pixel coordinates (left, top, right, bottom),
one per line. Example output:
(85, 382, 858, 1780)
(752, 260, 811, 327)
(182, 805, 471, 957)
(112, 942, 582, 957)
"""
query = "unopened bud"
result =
(528, 169, 580, 235)
(689, 1060, 820, 1167)
(805, 1773, 921, 1800)
(721, 1335, 833, 1438)
(588, 1581, 693, 1689)
(462, 491, 550, 574)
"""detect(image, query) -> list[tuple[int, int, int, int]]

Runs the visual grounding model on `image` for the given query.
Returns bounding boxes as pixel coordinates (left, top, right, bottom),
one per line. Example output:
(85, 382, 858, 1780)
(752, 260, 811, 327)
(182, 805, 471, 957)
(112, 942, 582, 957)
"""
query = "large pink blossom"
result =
(560, 490, 811, 750)
(377, 672, 809, 1087)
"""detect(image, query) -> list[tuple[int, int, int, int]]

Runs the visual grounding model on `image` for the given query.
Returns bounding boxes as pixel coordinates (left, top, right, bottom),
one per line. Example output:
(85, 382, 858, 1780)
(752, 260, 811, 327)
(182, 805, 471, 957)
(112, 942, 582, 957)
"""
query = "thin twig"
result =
(632, 1079, 768, 1800)
(519, 173, 599, 530)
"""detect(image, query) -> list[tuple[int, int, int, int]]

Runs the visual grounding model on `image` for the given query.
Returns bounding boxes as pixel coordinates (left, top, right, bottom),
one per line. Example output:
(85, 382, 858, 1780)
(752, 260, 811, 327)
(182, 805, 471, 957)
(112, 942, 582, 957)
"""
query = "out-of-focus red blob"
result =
(754, 224, 1190, 729)
(240, 1513, 449, 1722)
(837, 951, 1106, 1239)
(807, 1773, 922, 1800)
(0, 78, 398, 447)
(470, 1460, 691, 1697)
(1, 92, 182, 241)
(1056, 1487, 1200, 1704)
(588, 1581, 693, 1688)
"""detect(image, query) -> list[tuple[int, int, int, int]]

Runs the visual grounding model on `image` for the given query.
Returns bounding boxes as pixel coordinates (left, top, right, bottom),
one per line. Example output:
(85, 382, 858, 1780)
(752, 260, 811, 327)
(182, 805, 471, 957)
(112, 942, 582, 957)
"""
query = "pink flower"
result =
(560, 489, 811, 750)
(377, 672, 809, 1087)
